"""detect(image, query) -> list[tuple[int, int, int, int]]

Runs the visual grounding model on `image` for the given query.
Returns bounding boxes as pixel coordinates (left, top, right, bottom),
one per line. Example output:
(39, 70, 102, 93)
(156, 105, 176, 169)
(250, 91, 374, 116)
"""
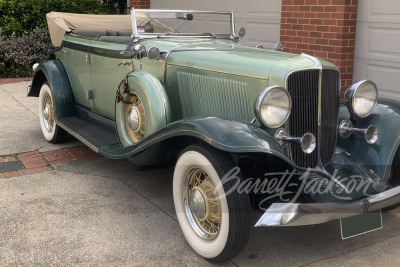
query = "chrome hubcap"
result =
(42, 93, 54, 132)
(189, 188, 207, 220)
(127, 107, 140, 131)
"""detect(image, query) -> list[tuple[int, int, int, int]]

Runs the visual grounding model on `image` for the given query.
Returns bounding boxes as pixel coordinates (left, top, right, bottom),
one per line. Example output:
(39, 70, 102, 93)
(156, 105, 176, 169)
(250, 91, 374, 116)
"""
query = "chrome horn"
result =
(275, 129, 316, 154)
(339, 120, 379, 144)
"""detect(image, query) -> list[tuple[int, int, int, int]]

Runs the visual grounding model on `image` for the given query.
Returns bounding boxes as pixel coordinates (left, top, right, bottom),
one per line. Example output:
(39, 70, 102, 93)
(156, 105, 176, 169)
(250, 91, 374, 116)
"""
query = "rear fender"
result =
(28, 60, 75, 119)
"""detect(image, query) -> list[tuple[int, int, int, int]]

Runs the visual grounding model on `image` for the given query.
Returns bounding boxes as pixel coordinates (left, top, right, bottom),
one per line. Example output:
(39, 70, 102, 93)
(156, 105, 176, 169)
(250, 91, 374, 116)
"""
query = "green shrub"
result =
(0, 28, 55, 78)
(0, 0, 108, 38)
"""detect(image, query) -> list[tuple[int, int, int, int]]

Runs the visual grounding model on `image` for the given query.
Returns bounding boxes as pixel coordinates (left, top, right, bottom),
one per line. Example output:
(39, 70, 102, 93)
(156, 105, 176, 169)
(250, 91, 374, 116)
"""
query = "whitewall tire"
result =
(38, 83, 67, 143)
(173, 144, 251, 262)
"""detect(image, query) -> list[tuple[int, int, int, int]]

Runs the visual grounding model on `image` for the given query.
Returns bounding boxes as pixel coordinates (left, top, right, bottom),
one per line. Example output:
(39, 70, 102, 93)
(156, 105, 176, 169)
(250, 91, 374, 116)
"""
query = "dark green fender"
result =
(28, 59, 75, 118)
(338, 100, 400, 181)
(101, 117, 291, 164)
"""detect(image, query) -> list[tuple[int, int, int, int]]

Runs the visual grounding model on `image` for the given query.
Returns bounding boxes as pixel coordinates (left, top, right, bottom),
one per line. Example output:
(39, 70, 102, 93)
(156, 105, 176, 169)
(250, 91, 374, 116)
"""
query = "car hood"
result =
(140, 39, 337, 83)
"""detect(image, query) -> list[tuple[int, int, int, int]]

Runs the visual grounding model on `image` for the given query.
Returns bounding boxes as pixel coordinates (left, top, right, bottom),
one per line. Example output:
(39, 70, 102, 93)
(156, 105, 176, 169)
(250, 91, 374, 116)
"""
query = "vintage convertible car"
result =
(28, 9, 400, 262)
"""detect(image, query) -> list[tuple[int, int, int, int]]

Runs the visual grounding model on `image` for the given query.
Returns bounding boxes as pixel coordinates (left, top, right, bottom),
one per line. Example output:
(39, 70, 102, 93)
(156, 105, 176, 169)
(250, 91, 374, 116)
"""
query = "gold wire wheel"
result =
(184, 168, 222, 240)
(125, 95, 145, 143)
(42, 93, 55, 132)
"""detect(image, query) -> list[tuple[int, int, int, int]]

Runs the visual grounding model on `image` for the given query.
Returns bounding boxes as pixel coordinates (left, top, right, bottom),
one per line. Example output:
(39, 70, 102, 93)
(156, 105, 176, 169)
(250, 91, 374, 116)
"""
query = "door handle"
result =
(118, 61, 132, 66)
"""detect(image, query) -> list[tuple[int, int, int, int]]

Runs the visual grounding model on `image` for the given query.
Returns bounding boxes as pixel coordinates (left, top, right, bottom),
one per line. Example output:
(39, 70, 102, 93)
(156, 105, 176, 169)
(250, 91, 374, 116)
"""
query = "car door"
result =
(59, 35, 94, 109)
(89, 39, 133, 119)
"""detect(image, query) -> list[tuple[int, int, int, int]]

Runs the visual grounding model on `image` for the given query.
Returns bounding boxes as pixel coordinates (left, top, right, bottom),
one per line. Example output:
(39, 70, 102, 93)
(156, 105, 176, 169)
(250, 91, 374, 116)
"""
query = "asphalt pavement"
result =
(1, 81, 400, 266)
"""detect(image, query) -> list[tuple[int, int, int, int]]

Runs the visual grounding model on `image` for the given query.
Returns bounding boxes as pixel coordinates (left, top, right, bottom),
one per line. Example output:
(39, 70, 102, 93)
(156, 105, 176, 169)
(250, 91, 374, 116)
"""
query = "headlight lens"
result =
(345, 80, 378, 118)
(255, 86, 291, 128)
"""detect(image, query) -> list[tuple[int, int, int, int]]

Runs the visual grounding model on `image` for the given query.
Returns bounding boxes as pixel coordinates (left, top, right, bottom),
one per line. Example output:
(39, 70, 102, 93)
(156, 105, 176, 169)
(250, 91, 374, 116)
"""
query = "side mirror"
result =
(275, 42, 284, 52)
(148, 47, 160, 60)
(133, 44, 146, 59)
(239, 27, 246, 38)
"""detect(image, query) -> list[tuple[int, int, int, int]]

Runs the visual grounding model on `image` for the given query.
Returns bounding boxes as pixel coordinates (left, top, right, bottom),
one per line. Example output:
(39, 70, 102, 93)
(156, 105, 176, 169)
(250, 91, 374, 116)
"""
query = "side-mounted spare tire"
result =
(115, 70, 171, 148)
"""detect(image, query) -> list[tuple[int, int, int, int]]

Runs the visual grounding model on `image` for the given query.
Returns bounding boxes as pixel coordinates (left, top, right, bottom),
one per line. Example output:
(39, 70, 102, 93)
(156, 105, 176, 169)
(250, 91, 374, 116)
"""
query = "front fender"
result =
(100, 117, 291, 164)
(28, 59, 75, 119)
(338, 100, 400, 181)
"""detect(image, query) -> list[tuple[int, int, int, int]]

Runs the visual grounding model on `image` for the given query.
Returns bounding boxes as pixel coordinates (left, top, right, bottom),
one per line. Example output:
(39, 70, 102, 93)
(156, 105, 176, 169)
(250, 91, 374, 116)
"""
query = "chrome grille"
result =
(321, 70, 340, 165)
(287, 69, 340, 168)
(287, 70, 319, 168)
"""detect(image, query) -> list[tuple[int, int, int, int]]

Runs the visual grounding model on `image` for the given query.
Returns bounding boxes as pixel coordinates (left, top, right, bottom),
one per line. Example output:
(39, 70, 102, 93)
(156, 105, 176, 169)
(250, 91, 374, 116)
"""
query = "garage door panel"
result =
(357, 0, 400, 23)
(151, 0, 281, 47)
(354, 58, 400, 99)
(354, 1, 400, 100)
(355, 23, 400, 62)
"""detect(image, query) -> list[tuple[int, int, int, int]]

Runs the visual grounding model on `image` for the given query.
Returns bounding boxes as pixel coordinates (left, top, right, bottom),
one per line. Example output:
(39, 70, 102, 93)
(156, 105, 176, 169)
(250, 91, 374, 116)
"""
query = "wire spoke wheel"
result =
(125, 95, 145, 143)
(184, 168, 222, 240)
(42, 92, 55, 132)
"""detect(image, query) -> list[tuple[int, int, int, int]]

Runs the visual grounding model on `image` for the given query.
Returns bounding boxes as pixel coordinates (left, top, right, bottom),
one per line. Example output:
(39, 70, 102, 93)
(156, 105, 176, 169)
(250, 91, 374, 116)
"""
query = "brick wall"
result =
(129, 0, 150, 9)
(281, 0, 358, 94)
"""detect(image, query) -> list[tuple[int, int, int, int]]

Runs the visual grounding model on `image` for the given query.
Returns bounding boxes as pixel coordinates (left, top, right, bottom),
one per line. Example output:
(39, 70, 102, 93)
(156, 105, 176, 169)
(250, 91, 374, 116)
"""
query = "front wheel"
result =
(38, 82, 67, 143)
(173, 144, 251, 262)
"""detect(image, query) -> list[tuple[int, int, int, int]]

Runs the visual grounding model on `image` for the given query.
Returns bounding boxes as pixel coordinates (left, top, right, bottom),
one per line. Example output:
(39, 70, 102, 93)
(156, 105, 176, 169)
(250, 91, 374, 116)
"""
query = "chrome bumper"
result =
(255, 185, 400, 227)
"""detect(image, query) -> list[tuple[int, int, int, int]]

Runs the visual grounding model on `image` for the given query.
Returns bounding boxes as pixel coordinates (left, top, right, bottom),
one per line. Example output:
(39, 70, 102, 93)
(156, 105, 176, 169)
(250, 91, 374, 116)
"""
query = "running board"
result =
(57, 116, 120, 153)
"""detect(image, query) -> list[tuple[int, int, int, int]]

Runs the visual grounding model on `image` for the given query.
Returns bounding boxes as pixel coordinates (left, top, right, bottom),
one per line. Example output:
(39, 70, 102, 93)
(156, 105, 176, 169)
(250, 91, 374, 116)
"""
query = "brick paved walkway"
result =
(0, 146, 99, 178)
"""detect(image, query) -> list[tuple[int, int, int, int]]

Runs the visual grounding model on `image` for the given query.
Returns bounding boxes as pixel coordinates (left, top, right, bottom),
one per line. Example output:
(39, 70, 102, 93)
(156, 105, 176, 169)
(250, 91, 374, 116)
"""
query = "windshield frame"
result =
(131, 9, 237, 40)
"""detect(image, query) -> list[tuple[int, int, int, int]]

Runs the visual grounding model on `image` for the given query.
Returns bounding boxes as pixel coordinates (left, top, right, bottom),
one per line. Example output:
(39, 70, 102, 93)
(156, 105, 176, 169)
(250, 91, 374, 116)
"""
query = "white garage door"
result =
(353, 0, 400, 100)
(150, 0, 282, 49)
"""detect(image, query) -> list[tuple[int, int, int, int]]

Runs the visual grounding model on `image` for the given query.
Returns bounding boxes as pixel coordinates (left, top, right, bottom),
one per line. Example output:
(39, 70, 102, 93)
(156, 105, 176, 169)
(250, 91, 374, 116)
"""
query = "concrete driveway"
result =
(1, 81, 400, 266)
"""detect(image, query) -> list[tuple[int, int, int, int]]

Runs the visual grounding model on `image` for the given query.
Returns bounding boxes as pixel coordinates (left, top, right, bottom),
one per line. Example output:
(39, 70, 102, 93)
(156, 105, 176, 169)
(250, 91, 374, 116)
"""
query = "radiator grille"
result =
(320, 70, 340, 165)
(287, 70, 319, 168)
(287, 69, 340, 168)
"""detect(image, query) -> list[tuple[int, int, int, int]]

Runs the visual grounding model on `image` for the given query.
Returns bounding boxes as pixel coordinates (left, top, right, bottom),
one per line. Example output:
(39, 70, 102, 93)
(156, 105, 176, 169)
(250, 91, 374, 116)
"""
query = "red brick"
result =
(299, 6, 311, 12)
(318, 0, 331, 4)
(303, 25, 316, 31)
(18, 151, 39, 158)
(311, 6, 324, 12)
(292, 24, 304, 30)
(310, 32, 322, 38)
(0, 158, 4, 163)
(297, 31, 310, 37)
(283, 0, 294, 4)
(324, 6, 338, 12)
(297, 43, 309, 50)
(17, 170, 29, 176)
(317, 13, 331, 19)
(305, 0, 318, 4)
(5, 157, 16, 162)
(49, 159, 73, 165)
(287, 6, 299, 11)
(323, 32, 336, 39)
(0, 173, 4, 178)
(44, 155, 58, 162)
(298, 18, 310, 24)
(305, 13, 317, 19)
(5, 171, 19, 178)
(303, 37, 316, 44)
(323, 19, 337, 26)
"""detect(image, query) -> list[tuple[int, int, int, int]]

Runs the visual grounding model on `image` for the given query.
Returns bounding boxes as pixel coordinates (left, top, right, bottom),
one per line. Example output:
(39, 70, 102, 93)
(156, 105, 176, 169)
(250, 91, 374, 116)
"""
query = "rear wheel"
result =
(173, 144, 251, 262)
(38, 83, 67, 143)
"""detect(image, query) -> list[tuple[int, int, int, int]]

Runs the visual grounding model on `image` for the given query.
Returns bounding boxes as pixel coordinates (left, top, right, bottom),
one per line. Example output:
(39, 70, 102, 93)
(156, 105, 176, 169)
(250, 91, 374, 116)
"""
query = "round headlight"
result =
(345, 80, 378, 118)
(255, 86, 292, 128)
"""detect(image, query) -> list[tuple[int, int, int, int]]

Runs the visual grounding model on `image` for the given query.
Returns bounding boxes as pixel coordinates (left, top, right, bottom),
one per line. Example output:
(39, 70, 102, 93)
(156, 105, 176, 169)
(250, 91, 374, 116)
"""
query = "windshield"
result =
(133, 10, 234, 38)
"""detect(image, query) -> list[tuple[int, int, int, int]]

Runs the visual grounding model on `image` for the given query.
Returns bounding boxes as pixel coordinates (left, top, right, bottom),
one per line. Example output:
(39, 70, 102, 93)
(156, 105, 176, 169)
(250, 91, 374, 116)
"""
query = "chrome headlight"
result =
(344, 80, 378, 118)
(255, 86, 292, 128)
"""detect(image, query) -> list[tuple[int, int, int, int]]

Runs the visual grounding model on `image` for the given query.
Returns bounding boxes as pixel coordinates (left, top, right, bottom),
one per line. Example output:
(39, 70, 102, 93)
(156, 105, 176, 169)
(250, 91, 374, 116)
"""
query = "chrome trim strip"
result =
(255, 185, 400, 227)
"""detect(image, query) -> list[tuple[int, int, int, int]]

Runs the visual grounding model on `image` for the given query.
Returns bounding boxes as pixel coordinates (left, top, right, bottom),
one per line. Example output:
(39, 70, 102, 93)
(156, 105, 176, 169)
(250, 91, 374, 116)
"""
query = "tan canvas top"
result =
(46, 12, 133, 47)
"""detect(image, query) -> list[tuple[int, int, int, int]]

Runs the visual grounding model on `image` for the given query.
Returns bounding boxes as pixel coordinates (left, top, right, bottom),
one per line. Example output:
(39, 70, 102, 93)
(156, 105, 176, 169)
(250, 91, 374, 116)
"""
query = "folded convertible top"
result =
(46, 12, 133, 47)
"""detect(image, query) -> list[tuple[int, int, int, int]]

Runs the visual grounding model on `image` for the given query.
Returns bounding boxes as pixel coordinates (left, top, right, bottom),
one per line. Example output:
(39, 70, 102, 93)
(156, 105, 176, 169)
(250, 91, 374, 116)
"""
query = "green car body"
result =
(27, 10, 400, 262)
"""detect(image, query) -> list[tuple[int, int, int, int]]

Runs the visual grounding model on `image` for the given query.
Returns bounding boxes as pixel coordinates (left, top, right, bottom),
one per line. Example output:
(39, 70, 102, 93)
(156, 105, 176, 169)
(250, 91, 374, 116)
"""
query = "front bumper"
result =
(255, 185, 400, 227)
